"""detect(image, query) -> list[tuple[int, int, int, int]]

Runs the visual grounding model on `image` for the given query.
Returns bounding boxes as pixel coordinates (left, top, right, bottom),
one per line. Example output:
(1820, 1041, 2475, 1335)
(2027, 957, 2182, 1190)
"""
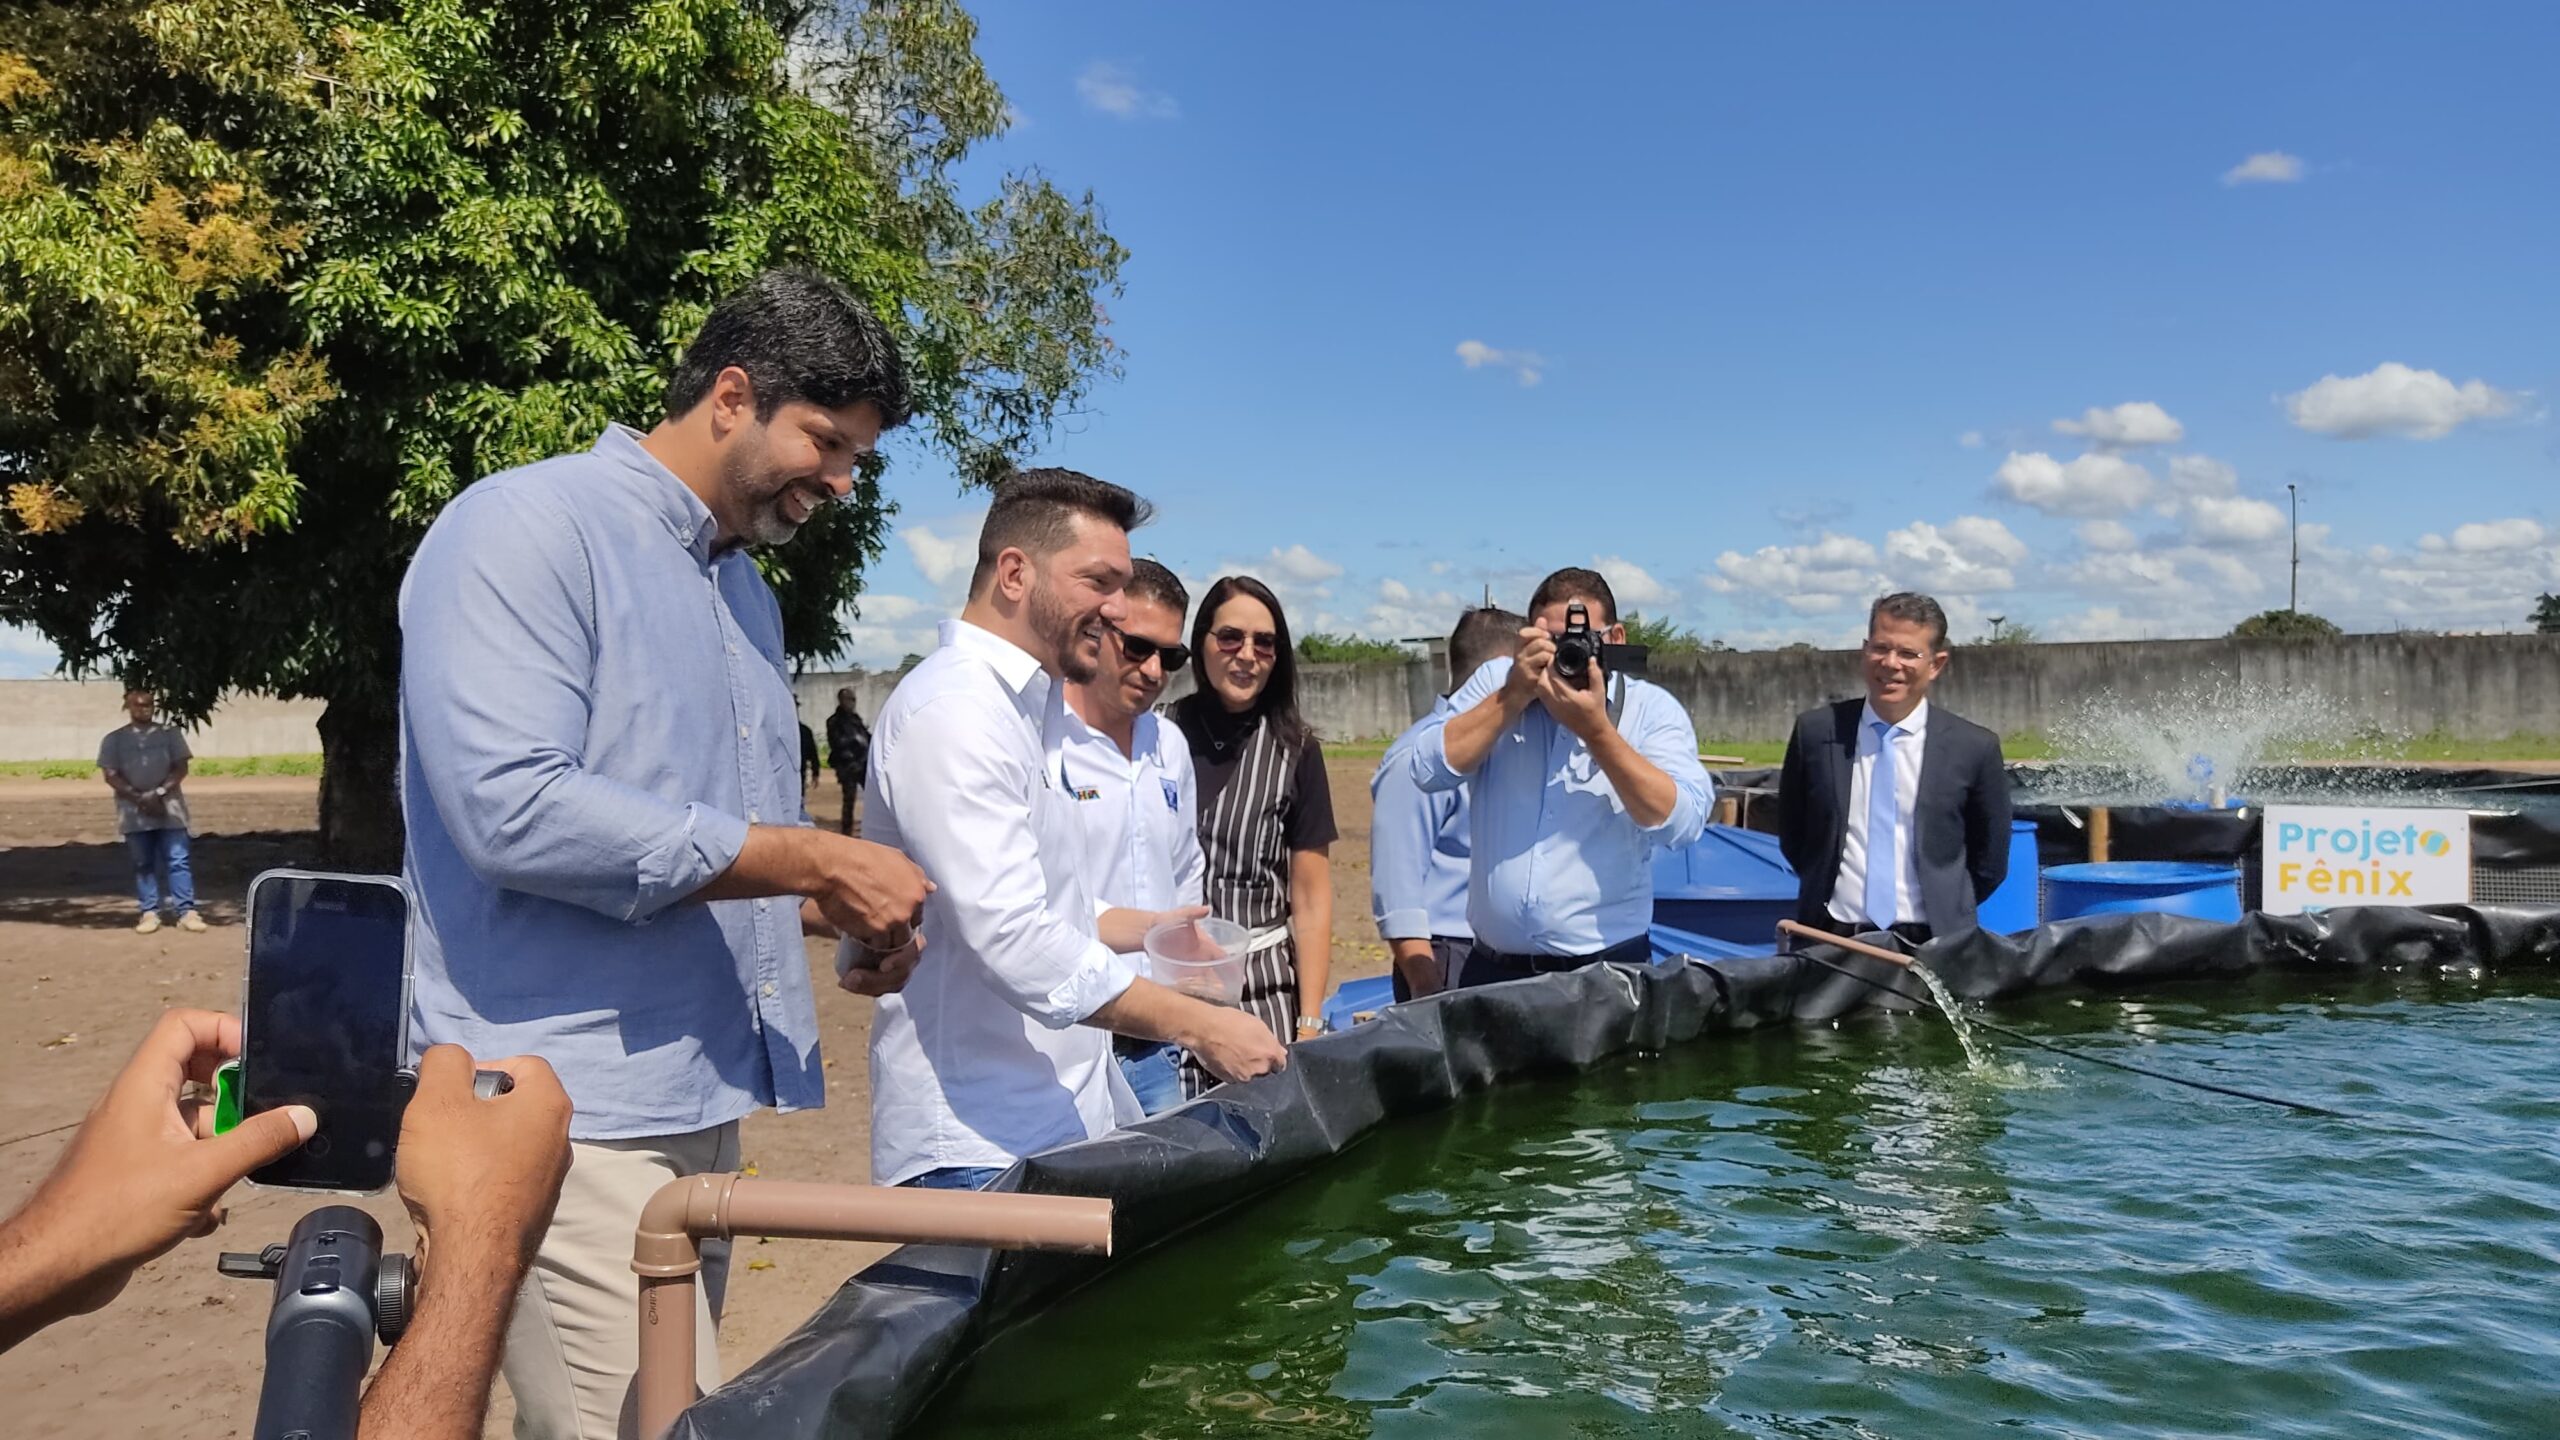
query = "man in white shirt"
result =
(1060, 557, 1204, 1114)
(861, 470, 1289, 1190)
(1776, 592, 2013, 943)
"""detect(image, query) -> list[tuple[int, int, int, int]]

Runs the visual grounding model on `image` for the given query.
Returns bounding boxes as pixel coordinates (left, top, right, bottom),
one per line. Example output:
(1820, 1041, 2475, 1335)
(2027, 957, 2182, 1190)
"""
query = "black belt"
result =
(1476, 933, 1655, 974)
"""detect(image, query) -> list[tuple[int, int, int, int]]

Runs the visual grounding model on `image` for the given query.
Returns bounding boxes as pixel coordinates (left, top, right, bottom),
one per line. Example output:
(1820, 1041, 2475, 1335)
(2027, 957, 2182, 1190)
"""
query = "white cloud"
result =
(1259, 543, 1344, 585)
(1992, 450, 2155, 516)
(1704, 532, 1883, 615)
(2284, 362, 2524, 440)
(1882, 516, 2025, 594)
(1957, 430, 1985, 449)
(1075, 62, 1178, 121)
(0, 622, 61, 678)
(2053, 401, 2184, 450)
(857, 592, 928, 622)
(899, 510, 985, 591)
(2166, 454, 2238, 498)
(1454, 339, 1545, 387)
(1361, 579, 1471, 642)
(2050, 606, 2157, 642)
(1593, 555, 1675, 609)
(2448, 518, 2546, 553)
(2077, 519, 2139, 552)
(2223, 151, 2306, 186)
(2182, 494, 2288, 546)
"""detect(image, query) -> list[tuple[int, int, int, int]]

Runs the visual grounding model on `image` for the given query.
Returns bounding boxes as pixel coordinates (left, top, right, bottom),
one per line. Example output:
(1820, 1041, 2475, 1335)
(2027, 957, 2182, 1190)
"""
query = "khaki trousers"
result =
(502, 1121, 742, 1440)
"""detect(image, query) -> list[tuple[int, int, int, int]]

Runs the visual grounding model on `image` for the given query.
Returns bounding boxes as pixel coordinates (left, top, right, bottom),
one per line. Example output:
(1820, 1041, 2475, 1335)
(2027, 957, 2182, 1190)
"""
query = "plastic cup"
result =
(1142, 917, 1250, 1009)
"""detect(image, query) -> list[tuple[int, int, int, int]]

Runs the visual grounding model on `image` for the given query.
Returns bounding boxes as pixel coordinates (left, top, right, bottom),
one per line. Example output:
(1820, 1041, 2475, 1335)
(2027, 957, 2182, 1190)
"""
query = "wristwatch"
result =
(1294, 1016, 1324, 1036)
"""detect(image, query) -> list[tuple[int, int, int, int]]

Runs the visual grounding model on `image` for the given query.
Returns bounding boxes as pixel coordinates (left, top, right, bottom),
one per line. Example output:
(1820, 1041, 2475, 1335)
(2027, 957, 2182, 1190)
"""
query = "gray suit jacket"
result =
(1776, 698, 2014, 933)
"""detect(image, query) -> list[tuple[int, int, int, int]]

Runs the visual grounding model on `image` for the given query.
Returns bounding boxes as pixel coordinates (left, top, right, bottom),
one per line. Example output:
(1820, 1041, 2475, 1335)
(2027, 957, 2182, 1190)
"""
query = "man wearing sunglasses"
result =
(1414, 567, 1713, 988)
(1060, 558, 1206, 1113)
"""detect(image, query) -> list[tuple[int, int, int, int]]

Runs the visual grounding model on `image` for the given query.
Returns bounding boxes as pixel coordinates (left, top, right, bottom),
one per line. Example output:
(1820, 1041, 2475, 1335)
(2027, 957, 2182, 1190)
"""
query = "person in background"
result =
(1060, 558, 1205, 1113)
(825, 687, 872, 834)
(863, 471, 1287, 1191)
(1168, 575, 1336, 1093)
(1777, 591, 2011, 944)
(798, 717, 823, 789)
(0, 1009, 574, 1440)
(1416, 568, 1712, 987)
(398, 267, 934, 1438)
(98, 688, 205, 935)
(1370, 607, 1524, 1001)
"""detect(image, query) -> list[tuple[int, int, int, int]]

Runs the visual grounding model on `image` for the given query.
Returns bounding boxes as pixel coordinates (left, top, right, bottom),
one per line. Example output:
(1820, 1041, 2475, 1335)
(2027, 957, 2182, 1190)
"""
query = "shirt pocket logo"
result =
(1162, 779, 1180, 810)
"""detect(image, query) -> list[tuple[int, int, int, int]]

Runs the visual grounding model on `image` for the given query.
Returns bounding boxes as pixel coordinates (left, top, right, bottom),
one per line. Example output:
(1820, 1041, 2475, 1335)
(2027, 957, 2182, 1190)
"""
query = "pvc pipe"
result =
(1778, 919, 1916, 969)
(633, 1176, 1112, 1439)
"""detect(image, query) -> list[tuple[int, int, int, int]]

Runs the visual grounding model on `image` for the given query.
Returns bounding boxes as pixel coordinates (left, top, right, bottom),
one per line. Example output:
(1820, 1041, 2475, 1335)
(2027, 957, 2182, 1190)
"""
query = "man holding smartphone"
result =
(399, 268, 933, 1438)
(98, 688, 207, 935)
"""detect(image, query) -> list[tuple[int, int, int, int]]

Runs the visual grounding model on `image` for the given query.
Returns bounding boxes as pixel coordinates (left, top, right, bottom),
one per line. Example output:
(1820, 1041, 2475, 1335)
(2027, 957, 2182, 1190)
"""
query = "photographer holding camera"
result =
(0, 1010, 570, 1440)
(1413, 568, 1712, 988)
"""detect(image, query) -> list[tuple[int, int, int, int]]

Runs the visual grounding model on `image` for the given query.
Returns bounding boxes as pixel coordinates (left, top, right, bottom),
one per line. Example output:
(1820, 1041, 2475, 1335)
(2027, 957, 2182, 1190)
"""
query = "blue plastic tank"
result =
(2042, 861, 2243, 923)
(1651, 825, 1799, 944)
(1975, 820, 2043, 933)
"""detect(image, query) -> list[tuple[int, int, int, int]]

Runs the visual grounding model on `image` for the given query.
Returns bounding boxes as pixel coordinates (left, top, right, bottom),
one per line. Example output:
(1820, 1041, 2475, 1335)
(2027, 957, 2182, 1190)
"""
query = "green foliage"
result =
(2229, 608, 2342, 640)
(2533, 593, 2560, 634)
(1970, 617, 2038, 646)
(1297, 632, 1409, 664)
(0, 0, 1124, 733)
(1620, 610, 1724, 654)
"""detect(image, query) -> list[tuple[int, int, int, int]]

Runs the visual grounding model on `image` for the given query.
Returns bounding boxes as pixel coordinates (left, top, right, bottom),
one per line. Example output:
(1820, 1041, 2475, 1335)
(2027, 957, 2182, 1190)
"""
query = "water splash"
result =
(1907, 960, 2057, 1088)
(2039, 678, 2414, 807)
(1906, 961, 1997, 1071)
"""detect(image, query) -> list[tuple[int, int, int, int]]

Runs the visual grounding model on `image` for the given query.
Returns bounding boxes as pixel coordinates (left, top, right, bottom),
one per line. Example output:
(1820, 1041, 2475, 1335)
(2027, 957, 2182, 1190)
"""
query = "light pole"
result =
(2286, 483, 2300, 613)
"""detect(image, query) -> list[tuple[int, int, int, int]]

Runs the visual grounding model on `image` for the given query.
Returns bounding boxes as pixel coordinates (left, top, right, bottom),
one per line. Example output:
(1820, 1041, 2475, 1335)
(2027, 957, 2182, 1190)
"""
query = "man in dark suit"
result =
(1777, 592, 2013, 942)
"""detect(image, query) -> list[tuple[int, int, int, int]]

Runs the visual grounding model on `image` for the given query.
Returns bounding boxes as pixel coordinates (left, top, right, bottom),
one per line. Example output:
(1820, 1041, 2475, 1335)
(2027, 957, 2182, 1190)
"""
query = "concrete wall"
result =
(1644, 632, 2560, 743)
(0, 680, 325, 761)
(11, 633, 2554, 761)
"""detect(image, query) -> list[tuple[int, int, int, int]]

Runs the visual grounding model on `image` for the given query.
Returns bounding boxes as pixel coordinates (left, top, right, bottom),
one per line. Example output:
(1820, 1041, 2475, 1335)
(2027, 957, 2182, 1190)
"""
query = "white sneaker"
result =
(177, 911, 209, 934)
(135, 912, 163, 935)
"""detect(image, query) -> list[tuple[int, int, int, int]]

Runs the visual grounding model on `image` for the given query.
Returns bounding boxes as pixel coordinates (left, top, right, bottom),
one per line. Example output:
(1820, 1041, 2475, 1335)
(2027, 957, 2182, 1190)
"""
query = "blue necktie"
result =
(1864, 719, 1900, 929)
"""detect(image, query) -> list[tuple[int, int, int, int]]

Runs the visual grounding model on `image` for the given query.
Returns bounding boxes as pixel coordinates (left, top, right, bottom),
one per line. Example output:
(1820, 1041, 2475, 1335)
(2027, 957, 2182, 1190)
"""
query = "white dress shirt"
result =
(863, 619, 1141, 1187)
(1829, 697, 1929, 929)
(1060, 705, 1206, 913)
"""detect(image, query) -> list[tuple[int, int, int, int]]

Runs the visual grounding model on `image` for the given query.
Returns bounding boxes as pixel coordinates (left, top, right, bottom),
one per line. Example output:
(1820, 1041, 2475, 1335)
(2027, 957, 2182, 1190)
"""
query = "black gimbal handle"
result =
(243, 1207, 394, 1440)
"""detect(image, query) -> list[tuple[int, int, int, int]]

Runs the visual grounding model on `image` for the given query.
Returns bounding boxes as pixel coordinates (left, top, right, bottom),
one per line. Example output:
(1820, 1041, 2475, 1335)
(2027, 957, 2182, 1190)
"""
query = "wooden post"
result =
(1714, 795, 1739, 826)
(2088, 806, 2112, 864)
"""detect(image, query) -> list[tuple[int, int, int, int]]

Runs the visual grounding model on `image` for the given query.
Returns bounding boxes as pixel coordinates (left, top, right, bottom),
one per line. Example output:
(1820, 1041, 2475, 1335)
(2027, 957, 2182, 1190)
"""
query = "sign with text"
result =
(2262, 806, 2471, 915)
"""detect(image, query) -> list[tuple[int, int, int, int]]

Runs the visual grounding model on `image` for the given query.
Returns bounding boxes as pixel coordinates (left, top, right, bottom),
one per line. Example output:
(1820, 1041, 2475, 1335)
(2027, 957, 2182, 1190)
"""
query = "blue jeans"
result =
(1116, 1040, 1184, 1116)
(899, 1165, 1007, 1192)
(125, 828, 196, 915)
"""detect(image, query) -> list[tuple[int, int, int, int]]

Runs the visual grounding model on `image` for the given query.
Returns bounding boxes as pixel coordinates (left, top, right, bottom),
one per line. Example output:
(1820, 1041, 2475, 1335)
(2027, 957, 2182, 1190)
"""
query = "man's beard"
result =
(720, 435, 812, 548)
(1030, 577, 1101, 684)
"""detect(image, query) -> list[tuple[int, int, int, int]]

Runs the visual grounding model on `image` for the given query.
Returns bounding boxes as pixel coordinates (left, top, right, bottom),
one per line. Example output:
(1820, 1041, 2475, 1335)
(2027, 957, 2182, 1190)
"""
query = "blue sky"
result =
(7, 3, 2553, 677)
(834, 0, 2558, 667)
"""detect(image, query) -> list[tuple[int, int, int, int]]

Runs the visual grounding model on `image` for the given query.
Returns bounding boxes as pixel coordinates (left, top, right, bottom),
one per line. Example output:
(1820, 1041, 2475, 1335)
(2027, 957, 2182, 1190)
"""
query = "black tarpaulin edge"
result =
(668, 904, 2560, 1440)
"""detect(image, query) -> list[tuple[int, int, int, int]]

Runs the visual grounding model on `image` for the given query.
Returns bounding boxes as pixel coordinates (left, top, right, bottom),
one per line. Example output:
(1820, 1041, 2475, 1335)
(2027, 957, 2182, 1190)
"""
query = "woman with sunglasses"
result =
(1169, 575, 1337, 1094)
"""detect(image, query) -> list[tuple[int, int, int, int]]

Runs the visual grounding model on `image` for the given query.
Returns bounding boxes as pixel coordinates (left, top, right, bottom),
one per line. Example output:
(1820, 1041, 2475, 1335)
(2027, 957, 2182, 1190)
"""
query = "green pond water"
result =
(916, 970, 2560, 1438)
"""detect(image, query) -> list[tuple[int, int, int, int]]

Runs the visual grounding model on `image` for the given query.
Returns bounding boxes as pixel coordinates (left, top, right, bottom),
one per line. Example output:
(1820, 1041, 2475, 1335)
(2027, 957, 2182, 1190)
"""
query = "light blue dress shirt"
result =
(1370, 698, 1473, 943)
(1414, 660, 1713, 955)
(398, 425, 821, 1141)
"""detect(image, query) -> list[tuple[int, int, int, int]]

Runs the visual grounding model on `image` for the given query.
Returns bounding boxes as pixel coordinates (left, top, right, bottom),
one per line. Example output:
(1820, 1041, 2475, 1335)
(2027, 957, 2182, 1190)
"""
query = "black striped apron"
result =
(1183, 712, 1300, 1098)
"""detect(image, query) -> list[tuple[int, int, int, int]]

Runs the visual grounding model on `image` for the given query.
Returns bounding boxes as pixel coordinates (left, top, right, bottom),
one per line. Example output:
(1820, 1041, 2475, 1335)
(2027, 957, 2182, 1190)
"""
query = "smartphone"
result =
(239, 870, 415, 1193)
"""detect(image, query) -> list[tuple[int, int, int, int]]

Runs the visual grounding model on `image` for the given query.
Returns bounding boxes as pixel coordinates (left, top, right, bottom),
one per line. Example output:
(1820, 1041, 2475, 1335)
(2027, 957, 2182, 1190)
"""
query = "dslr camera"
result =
(1551, 601, 1649, 684)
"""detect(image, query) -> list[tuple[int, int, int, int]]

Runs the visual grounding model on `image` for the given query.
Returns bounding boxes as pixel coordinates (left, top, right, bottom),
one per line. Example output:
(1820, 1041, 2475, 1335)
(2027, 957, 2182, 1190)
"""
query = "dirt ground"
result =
(0, 766, 1392, 1439)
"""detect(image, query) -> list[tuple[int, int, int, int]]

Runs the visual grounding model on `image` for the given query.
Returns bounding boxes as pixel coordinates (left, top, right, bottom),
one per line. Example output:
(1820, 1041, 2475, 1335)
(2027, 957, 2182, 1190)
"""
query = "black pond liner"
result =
(668, 903, 2560, 1440)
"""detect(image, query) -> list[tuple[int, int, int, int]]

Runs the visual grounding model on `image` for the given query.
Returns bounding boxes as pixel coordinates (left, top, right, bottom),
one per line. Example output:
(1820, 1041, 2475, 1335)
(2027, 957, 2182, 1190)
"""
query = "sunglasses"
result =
(1113, 626, 1191, 674)
(1211, 626, 1280, 658)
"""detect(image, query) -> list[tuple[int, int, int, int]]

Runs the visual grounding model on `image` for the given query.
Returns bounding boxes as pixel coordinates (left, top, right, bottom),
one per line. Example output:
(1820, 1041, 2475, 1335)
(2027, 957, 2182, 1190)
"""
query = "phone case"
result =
(237, 868, 415, 1196)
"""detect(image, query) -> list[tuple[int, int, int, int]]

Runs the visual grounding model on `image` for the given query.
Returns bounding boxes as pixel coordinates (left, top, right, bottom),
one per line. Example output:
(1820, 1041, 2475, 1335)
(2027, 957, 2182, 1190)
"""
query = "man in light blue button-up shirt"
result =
(1415, 568, 1712, 988)
(1369, 606, 1523, 999)
(399, 269, 933, 1440)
